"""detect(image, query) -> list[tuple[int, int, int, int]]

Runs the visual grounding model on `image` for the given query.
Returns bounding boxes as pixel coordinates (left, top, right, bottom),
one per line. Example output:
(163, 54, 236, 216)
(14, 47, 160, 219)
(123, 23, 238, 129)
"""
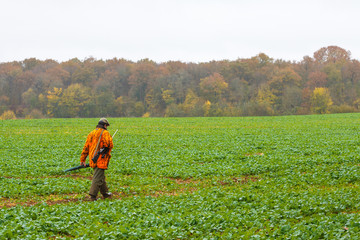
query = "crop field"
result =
(1, 114, 360, 239)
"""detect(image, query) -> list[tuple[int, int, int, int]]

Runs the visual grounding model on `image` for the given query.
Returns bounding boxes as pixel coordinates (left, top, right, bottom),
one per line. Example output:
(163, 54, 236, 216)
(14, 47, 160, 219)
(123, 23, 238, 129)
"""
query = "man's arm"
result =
(80, 133, 91, 165)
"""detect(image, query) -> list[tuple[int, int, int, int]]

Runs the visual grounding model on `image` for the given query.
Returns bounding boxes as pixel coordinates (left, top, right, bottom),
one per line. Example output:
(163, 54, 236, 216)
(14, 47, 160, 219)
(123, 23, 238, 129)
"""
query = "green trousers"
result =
(89, 167, 109, 198)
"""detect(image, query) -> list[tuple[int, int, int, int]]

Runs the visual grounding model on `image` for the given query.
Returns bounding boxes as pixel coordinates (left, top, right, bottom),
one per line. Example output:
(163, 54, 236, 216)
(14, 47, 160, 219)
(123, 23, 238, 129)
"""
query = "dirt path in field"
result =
(0, 188, 199, 208)
(1, 174, 93, 180)
(0, 175, 260, 208)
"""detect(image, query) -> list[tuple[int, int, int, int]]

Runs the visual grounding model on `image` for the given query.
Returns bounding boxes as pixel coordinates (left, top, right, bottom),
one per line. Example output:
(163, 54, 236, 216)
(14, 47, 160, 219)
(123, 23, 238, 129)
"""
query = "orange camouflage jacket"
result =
(80, 128, 114, 169)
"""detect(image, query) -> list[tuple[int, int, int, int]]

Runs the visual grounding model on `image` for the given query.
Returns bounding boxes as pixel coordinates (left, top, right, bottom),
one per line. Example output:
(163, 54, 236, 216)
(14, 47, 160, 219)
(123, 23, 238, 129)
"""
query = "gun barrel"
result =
(64, 163, 90, 172)
(112, 129, 118, 138)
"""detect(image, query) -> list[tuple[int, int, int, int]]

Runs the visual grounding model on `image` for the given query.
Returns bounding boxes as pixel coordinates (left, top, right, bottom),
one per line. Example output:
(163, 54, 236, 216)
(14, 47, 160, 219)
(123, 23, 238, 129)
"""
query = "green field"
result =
(1, 114, 360, 239)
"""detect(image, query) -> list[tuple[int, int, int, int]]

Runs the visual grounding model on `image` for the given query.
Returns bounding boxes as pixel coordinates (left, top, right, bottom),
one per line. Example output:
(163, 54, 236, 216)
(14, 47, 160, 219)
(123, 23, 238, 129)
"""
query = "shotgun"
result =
(64, 163, 89, 172)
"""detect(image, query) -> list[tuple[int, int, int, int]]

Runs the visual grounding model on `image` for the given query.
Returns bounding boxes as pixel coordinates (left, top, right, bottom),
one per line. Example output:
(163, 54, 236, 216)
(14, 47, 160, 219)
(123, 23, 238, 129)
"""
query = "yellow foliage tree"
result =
(311, 87, 333, 114)
(257, 84, 277, 105)
(46, 87, 62, 117)
(142, 112, 150, 118)
(182, 89, 200, 115)
(161, 89, 174, 105)
(203, 100, 211, 117)
(0, 110, 16, 120)
(59, 84, 91, 117)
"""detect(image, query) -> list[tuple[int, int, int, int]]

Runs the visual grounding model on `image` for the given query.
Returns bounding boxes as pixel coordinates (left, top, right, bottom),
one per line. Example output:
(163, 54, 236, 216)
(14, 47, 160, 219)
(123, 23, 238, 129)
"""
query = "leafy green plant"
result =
(1, 114, 360, 238)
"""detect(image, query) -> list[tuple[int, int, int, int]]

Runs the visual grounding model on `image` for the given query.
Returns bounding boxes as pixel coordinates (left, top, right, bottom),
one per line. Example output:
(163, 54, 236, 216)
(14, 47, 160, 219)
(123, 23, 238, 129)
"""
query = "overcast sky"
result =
(1, 0, 360, 63)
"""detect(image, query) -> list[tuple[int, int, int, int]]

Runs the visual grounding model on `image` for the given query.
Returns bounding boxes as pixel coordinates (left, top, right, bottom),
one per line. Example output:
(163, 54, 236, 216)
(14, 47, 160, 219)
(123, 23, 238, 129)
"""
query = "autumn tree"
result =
(257, 84, 276, 106)
(162, 89, 175, 105)
(43, 66, 70, 89)
(181, 89, 203, 116)
(22, 58, 41, 71)
(83, 57, 106, 79)
(0, 62, 23, 109)
(306, 71, 327, 90)
(58, 84, 91, 117)
(165, 69, 193, 104)
(311, 87, 333, 114)
(0, 110, 16, 120)
(145, 89, 166, 117)
(296, 56, 315, 85)
(128, 59, 158, 103)
(72, 67, 97, 86)
(46, 87, 62, 117)
(314, 46, 351, 64)
(199, 73, 228, 102)
(1, 45, 359, 118)
(61, 58, 82, 85)
(267, 66, 302, 112)
(269, 67, 301, 96)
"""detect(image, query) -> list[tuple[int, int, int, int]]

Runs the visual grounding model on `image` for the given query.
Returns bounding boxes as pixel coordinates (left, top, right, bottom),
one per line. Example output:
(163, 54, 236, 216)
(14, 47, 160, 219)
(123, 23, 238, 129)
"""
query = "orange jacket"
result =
(80, 128, 114, 169)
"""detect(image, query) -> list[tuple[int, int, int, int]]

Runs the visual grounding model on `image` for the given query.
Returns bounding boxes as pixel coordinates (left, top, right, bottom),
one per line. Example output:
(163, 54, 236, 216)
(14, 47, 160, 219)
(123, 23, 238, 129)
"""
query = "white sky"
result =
(1, 0, 360, 63)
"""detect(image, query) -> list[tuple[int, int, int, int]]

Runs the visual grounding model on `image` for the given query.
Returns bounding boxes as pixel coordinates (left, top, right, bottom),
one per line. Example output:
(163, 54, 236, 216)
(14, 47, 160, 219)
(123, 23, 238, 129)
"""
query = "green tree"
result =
(92, 92, 116, 117)
(323, 63, 344, 105)
(72, 67, 97, 86)
(22, 88, 39, 110)
(0, 95, 10, 114)
(282, 86, 303, 114)
(228, 78, 249, 103)
(164, 103, 185, 117)
(114, 96, 126, 117)
(132, 101, 145, 117)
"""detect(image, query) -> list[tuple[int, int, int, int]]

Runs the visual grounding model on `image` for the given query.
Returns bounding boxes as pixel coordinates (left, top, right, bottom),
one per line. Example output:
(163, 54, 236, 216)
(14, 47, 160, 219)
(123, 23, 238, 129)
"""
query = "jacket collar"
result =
(96, 124, 107, 130)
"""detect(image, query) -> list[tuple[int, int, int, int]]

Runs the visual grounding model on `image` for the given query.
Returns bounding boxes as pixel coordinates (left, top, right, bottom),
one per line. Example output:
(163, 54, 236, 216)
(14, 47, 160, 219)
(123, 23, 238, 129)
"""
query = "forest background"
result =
(1, 45, 359, 119)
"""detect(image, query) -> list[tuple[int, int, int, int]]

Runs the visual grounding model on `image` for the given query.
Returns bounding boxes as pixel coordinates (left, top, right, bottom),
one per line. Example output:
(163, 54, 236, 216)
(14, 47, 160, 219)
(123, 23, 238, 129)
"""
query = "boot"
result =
(89, 194, 97, 201)
(103, 192, 112, 199)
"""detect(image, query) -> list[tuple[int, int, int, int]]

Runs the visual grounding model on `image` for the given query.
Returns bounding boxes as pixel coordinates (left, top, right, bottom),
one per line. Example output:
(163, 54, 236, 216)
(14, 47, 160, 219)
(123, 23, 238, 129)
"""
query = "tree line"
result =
(1, 45, 360, 119)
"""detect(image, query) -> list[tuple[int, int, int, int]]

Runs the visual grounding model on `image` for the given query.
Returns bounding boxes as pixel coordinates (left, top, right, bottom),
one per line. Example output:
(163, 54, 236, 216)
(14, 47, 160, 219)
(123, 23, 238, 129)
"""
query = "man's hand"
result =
(80, 162, 86, 166)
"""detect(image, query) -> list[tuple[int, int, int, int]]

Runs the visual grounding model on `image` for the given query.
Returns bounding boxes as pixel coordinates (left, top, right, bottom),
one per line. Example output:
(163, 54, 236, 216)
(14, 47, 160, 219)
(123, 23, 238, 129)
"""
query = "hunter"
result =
(80, 118, 114, 201)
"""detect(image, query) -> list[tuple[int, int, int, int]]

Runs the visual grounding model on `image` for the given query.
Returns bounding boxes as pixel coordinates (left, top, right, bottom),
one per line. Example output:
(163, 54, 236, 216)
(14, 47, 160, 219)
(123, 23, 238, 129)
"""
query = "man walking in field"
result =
(80, 118, 114, 201)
